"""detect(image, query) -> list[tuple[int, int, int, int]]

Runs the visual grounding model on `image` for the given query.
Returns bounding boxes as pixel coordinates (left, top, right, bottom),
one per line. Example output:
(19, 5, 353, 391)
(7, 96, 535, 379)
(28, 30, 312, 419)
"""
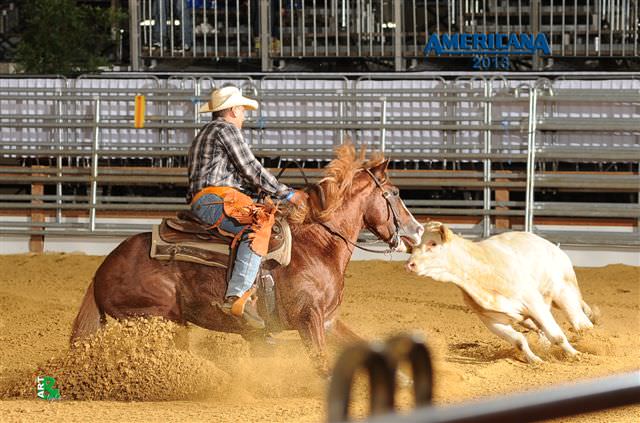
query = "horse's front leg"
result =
(297, 307, 330, 377)
(327, 318, 364, 345)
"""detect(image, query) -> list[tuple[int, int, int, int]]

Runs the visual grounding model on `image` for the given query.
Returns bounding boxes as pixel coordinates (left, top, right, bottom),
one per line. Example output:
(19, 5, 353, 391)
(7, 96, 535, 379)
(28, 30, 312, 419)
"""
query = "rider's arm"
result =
(219, 123, 294, 200)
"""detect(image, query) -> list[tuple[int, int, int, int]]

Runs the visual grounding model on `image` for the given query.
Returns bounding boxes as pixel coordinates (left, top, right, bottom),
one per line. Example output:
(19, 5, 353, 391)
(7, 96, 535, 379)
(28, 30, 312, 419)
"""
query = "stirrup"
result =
(217, 288, 265, 329)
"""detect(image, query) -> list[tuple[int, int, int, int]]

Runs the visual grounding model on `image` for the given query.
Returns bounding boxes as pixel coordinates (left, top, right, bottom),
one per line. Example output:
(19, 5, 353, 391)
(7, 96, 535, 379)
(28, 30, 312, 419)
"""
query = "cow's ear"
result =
(439, 224, 452, 243)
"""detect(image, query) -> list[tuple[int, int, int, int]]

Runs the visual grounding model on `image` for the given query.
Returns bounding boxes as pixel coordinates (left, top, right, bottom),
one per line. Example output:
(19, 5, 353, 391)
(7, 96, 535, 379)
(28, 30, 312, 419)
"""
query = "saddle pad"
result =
(150, 225, 230, 268)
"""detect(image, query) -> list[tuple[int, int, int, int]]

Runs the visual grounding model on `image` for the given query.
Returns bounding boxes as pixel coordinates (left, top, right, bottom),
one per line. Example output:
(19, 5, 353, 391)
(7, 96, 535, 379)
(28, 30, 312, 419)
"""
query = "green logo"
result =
(36, 376, 60, 400)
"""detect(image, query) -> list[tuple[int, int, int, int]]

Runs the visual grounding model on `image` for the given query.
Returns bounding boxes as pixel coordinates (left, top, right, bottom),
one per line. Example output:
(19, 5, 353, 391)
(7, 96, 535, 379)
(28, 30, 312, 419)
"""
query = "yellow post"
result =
(134, 95, 146, 128)
(29, 166, 46, 253)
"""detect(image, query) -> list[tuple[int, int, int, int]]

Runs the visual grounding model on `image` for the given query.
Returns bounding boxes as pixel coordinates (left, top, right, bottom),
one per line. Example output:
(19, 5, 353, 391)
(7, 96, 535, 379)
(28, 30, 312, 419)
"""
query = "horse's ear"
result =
(369, 159, 389, 178)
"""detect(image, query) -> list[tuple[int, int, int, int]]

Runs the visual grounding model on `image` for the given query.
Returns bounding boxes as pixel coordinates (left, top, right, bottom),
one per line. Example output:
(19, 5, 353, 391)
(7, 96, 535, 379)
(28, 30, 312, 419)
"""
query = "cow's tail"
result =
(70, 279, 104, 344)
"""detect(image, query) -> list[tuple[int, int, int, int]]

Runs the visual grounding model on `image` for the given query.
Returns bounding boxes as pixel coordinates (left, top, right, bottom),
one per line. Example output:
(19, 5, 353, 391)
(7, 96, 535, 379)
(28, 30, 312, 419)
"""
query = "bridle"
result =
(316, 168, 403, 254)
(273, 161, 403, 254)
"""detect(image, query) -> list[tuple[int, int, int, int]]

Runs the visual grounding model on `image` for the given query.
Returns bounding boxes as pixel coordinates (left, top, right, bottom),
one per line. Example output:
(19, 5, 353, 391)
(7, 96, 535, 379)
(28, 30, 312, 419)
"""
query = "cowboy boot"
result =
(220, 288, 265, 329)
(219, 239, 265, 329)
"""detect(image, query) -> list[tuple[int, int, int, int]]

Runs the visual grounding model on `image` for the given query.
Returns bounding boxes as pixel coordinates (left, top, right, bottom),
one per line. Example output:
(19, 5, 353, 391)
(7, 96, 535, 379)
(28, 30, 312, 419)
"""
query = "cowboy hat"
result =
(199, 86, 259, 113)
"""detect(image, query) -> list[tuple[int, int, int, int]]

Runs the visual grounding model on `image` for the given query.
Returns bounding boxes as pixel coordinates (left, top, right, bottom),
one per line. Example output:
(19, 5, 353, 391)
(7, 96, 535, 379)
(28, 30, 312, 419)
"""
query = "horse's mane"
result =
(287, 143, 384, 224)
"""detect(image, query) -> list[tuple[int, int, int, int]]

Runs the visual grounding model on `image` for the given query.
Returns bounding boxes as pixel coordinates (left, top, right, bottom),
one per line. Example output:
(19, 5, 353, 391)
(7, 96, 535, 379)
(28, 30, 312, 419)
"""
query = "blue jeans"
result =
(191, 193, 262, 298)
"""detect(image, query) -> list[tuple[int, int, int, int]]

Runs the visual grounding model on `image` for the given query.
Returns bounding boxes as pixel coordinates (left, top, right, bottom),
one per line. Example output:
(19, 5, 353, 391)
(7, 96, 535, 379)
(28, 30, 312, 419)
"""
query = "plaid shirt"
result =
(187, 118, 292, 203)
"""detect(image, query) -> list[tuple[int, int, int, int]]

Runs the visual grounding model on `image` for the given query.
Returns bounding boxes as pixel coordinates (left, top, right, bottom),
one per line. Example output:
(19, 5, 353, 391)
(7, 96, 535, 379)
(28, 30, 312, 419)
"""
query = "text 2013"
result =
(472, 55, 510, 70)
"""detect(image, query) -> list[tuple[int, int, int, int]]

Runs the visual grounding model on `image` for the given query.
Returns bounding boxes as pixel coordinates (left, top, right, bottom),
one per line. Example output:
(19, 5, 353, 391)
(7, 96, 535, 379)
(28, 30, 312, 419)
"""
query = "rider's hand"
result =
(287, 190, 309, 207)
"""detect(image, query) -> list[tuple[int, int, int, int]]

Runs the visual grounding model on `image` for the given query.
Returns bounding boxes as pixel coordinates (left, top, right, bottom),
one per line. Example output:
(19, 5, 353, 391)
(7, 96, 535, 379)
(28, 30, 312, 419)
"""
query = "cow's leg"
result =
(552, 284, 594, 332)
(461, 292, 542, 363)
(297, 307, 330, 377)
(528, 303, 579, 356)
(519, 318, 551, 348)
(478, 314, 543, 363)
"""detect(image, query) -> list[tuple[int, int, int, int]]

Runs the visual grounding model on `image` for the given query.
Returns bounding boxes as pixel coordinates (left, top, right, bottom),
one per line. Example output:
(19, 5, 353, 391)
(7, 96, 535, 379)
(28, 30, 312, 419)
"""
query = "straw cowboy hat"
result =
(199, 86, 259, 113)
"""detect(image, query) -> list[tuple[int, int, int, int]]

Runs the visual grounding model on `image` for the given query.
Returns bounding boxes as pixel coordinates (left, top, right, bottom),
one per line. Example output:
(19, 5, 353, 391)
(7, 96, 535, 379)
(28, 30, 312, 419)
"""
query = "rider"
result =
(187, 85, 307, 329)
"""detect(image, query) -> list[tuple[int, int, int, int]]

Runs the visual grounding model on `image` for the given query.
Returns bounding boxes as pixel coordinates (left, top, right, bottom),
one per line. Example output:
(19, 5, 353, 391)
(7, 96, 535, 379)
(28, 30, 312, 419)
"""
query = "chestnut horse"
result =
(70, 146, 423, 373)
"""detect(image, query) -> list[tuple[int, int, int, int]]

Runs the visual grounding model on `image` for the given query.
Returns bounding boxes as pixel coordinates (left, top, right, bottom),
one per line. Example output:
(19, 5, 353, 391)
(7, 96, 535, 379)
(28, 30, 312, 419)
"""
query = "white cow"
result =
(406, 222, 596, 363)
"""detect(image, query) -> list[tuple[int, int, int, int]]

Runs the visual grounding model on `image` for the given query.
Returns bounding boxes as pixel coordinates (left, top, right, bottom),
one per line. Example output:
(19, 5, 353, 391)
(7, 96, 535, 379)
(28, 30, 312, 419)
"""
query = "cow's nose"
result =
(406, 261, 416, 272)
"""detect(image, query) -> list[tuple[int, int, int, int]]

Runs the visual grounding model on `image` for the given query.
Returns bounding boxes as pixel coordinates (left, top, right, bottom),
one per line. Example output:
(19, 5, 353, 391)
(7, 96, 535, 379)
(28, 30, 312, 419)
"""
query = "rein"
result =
(317, 221, 396, 254)
(275, 160, 310, 185)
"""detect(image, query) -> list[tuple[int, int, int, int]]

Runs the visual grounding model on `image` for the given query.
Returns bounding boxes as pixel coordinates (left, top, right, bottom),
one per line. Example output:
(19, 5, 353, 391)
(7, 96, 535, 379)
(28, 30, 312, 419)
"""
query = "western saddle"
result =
(151, 210, 292, 270)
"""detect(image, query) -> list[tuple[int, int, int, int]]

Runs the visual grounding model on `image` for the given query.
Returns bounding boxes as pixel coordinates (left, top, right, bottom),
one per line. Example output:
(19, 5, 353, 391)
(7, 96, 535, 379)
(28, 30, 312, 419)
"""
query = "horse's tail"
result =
(70, 278, 104, 344)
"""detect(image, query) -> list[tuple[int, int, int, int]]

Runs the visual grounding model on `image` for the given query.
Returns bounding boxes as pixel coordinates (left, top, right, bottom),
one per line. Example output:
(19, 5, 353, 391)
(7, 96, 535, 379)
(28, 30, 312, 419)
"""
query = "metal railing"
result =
(326, 334, 640, 423)
(1, 75, 638, 246)
(129, 0, 640, 71)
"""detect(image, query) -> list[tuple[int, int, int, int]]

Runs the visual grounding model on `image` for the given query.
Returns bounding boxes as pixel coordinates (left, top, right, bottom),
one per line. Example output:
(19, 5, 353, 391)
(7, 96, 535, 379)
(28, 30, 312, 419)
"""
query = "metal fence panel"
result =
(132, 0, 640, 69)
(0, 77, 68, 155)
(2, 76, 638, 156)
(257, 77, 349, 151)
(354, 77, 452, 154)
(540, 78, 640, 149)
(1, 75, 638, 244)
(73, 75, 163, 154)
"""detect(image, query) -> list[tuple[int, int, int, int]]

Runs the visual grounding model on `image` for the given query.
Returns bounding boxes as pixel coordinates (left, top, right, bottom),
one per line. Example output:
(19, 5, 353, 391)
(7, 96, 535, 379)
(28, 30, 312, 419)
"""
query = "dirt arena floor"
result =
(0, 253, 638, 422)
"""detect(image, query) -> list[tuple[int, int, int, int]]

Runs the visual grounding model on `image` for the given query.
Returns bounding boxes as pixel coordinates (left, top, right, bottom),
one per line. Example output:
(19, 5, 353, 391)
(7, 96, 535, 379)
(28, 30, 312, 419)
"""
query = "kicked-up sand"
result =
(0, 253, 638, 422)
